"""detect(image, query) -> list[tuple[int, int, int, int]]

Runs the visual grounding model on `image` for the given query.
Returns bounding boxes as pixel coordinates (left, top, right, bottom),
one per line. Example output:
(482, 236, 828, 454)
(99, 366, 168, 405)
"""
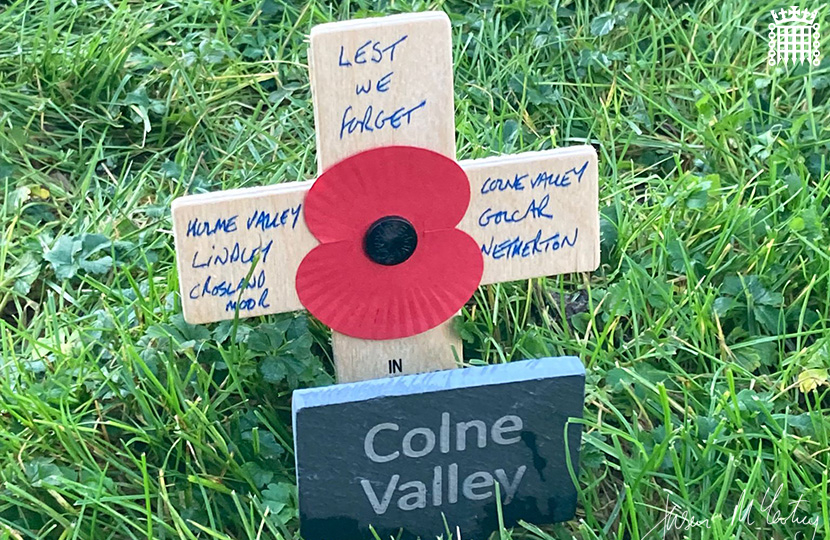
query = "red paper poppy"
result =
(295, 146, 483, 340)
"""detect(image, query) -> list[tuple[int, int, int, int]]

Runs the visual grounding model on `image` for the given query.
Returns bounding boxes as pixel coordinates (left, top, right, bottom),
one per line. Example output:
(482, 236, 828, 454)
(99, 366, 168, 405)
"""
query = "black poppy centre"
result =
(363, 216, 418, 266)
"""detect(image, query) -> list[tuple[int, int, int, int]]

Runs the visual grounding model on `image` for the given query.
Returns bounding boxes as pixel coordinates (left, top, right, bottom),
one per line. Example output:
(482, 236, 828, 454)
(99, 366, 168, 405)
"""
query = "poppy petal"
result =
(304, 146, 470, 243)
(296, 229, 483, 339)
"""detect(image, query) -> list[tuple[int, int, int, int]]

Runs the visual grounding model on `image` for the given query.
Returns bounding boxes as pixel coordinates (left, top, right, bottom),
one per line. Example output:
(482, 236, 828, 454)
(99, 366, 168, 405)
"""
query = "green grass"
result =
(1, 0, 829, 538)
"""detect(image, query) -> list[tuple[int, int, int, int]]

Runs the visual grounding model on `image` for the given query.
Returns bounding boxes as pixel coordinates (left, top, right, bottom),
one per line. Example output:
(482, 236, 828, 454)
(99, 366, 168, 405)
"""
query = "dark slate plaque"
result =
(292, 357, 585, 540)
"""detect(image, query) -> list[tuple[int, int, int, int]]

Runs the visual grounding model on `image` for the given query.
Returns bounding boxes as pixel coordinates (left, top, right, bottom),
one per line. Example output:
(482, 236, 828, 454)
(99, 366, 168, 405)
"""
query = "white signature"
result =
(644, 484, 819, 539)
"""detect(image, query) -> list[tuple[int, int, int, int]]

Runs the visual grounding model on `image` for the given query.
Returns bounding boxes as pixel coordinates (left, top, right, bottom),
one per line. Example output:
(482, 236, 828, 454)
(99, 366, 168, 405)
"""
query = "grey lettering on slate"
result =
(292, 357, 585, 540)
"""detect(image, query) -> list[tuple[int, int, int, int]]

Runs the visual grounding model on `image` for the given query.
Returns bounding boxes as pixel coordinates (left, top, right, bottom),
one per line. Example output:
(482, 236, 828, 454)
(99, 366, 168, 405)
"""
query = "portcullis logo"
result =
(768, 7, 821, 66)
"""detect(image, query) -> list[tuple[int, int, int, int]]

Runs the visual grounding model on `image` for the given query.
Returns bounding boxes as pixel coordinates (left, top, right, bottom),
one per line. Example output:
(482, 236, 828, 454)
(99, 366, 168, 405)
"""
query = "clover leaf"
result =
(590, 13, 616, 36)
(44, 233, 113, 280)
(260, 482, 297, 523)
(251, 317, 331, 388)
(7, 253, 40, 295)
(714, 275, 784, 334)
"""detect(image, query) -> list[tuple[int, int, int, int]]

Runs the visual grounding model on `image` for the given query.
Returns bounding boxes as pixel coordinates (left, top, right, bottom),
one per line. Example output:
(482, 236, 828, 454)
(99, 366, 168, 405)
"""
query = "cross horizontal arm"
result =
(172, 145, 599, 325)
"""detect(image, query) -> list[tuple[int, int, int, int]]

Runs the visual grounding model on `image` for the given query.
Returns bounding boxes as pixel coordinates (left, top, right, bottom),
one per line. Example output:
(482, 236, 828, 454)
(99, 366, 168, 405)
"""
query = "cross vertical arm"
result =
(307, 13, 462, 382)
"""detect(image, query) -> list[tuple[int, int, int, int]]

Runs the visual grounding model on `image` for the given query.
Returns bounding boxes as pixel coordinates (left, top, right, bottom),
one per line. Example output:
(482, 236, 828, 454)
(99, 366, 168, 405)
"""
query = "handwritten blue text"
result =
(481, 228, 579, 260)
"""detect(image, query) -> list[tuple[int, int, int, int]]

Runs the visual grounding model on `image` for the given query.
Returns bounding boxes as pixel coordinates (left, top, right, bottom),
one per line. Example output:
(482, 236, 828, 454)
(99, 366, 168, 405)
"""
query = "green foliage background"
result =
(0, 0, 828, 539)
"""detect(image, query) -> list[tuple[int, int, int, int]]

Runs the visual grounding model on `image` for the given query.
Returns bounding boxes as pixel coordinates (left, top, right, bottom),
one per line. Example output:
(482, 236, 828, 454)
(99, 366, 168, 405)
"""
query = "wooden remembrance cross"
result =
(172, 12, 598, 540)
